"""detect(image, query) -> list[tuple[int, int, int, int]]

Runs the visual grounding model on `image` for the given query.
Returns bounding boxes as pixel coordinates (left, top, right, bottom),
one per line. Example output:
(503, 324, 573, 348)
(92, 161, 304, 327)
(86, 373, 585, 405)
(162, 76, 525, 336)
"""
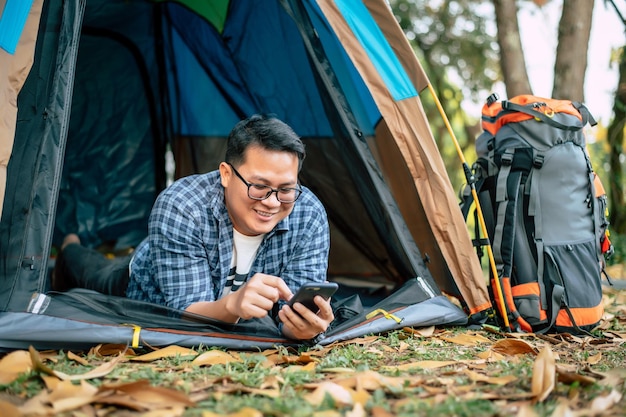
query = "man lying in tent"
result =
(52, 114, 334, 341)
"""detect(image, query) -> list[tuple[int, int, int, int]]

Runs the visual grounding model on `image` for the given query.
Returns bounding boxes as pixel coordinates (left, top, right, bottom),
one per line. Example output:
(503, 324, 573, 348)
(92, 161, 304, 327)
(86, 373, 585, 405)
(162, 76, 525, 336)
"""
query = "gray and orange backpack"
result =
(461, 94, 614, 334)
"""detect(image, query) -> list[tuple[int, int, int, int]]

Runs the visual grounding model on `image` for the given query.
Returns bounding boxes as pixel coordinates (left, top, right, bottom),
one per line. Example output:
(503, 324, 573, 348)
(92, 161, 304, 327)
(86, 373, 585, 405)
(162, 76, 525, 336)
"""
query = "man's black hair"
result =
(225, 114, 306, 171)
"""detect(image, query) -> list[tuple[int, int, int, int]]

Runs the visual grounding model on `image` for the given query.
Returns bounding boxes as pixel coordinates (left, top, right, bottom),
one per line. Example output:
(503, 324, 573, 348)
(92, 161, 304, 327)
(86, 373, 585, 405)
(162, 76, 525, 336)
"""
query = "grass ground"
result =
(1, 272, 625, 416)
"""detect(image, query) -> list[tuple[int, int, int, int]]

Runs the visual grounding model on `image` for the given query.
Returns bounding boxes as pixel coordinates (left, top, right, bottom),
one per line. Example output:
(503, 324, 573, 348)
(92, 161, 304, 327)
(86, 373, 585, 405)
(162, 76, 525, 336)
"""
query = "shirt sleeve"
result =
(148, 184, 217, 310)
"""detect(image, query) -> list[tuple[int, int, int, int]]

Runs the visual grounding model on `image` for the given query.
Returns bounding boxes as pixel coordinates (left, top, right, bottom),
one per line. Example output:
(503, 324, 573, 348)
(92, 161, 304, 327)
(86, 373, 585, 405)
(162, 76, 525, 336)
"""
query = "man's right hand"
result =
(224, 273, 293, 320)
(185, 273, 292, 323)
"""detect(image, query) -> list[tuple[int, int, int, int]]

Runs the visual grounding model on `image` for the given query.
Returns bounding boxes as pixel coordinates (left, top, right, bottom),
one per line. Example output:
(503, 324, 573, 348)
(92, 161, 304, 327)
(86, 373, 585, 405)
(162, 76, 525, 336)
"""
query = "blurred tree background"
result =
(389, 0, 626, 263)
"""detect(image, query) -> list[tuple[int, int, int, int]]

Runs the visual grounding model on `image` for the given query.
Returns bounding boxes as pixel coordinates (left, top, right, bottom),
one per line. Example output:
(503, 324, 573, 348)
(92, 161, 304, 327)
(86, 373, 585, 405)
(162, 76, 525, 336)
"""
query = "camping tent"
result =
(0, 0, 492, 351)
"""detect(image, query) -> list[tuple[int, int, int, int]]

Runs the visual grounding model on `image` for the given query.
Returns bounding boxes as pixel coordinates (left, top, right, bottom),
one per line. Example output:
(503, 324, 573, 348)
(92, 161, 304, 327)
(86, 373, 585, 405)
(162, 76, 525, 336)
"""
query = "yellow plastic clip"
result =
(366, 308, 403, 323)
(131, 325, 141, 348)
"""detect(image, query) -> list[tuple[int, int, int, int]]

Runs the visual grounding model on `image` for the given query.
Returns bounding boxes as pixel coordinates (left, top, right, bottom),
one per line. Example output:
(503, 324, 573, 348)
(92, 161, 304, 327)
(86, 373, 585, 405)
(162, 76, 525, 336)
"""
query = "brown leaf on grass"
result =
(90, 343, 136, 357)
(130, 345, 197, 362)
(531, 345, 556, 402)
(321, 367, 356, 374)
(382, 360, 456, 372)
(202, 407, 263, 417)
(477, 349, 506, 361)
(265, 351, 319, 365)
(402, 326, 436, 337)
(491, 339, 538, 356)
(259, 374, 284, 391)
(97, 379, 195, 409)
(351, 388, 371, 406)
(49, 380, 99, 413)
(18, 379, 98, 415)
(142, 407, 186, 417)
(0, 350, 31, 384)
(191, 350, 240, 366)
(345, 402, 366, 417)
(305, 381, 354, 406)
(370, 406, 395, 417)
(514, 404, 539, 417)
(464, 369, 517, 386)
(0, 400, 21, 417)
(331, 370, 404, 391)
(30, 346, 126, 381)
(555, 367, 597, 387)
(67, 351, 89, 366)
(439, 332, 492, 346)
(590, 389, 622, 413)
(284, 361, 317, 373)
(595, 368, 626, 387)
(585, 352, 602, 365)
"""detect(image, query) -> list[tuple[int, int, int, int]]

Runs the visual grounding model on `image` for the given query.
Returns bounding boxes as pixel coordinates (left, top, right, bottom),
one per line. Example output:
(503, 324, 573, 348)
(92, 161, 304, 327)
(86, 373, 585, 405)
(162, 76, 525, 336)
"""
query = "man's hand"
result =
(279, 294, 334, 340)
(225, 273, 293, 320)
(186, 273, 292, 322)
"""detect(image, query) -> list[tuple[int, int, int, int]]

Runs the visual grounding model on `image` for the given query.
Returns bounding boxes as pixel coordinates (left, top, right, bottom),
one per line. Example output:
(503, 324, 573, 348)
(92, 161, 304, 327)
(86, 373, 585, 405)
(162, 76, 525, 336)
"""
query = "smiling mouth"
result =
(255, 209, 275, 218)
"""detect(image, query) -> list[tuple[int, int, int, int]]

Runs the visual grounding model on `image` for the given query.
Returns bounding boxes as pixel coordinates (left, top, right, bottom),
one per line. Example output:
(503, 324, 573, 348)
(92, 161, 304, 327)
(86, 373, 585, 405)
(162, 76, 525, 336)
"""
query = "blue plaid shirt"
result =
(126, 170, 330, 311)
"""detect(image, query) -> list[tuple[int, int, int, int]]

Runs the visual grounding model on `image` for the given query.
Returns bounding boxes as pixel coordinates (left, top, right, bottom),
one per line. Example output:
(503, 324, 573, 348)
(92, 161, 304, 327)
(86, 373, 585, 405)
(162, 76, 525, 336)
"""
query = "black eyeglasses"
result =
(228, 163, 302, 203)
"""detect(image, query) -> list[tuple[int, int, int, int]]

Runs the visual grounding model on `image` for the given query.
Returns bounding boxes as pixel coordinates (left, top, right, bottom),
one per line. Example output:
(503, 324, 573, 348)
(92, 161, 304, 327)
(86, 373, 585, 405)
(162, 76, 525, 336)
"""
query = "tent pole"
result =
(426, 83, 511, 332)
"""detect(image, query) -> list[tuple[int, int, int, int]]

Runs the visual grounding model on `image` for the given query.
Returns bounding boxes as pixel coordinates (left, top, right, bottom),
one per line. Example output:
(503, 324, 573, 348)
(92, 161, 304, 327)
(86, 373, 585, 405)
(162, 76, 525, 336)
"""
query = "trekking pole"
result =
(426, 84, 511, 331)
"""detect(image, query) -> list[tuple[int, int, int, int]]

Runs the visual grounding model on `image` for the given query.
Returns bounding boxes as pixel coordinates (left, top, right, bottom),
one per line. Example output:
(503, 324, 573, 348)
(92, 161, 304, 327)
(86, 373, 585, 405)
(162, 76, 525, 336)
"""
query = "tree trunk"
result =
(493, 0, 532, 97)
(552, 0, 594, 100)
(606, 49, 626, 234)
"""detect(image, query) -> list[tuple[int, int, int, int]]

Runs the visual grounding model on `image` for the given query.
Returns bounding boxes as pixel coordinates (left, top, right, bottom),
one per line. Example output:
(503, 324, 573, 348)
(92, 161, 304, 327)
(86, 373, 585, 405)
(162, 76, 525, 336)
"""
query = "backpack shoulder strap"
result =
(501, 100, 588, 131)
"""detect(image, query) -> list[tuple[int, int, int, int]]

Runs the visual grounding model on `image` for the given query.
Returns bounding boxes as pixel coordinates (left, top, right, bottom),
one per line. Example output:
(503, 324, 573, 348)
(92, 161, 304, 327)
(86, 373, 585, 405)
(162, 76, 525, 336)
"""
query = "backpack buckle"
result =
(533, 154, 544, 169)
(501, 151, 514, 166)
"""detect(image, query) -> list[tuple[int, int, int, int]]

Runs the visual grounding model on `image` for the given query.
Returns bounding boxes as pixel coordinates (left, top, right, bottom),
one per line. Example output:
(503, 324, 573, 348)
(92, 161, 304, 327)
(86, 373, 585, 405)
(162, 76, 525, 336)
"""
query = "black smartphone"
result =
(287, 282, 338, 313)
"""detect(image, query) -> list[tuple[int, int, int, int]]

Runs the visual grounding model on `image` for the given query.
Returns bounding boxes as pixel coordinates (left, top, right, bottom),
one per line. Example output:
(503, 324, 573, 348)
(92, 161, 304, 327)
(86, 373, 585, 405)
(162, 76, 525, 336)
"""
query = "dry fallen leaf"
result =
(383, 360, 456, 371)
(202, 406, 263, 417)
(491, 339, 538, 356)
(345, 402, 366, 417)
(439, 332, 492, 346)
(370, 406, 395, 417)
(464, 369, 517, 386)
(192, 350, 240, 366)
(67, 351, 89, 366)
(90, 343, 136, 357)
(49, 380, 99, 414)
(0, 350, 31, 385)
(97, 379, 195, 410)
(403, 326, 436, 337)
(555, 367, 597, 387)
(515, 404, 539, 417)
(590, 389, 622, 413)
(585, 352, 602, 365)
(130, 345, 197, 362)
(333, 370, 408, 391)
(0, 400, 21, 417)
(305, 381, 354, 406)
(30, 346, 126, 381)
(531, 345, 556, 402)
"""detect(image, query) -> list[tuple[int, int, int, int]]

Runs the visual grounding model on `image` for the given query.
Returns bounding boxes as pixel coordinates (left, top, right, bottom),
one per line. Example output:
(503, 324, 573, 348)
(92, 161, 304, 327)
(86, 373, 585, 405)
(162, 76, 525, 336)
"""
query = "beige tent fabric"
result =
(0, 0, 43, 217)
(317, 0, 491, 314)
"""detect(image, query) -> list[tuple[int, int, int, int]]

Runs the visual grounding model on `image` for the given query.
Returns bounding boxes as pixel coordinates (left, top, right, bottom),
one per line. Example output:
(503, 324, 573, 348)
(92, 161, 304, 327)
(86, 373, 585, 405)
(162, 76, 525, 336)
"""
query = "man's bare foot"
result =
(61, 234, 80, 251)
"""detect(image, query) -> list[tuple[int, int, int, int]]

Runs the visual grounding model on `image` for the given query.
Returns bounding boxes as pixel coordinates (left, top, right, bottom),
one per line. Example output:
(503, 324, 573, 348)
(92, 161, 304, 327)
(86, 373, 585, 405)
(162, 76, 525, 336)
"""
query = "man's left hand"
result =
(278, 295, 334, 340)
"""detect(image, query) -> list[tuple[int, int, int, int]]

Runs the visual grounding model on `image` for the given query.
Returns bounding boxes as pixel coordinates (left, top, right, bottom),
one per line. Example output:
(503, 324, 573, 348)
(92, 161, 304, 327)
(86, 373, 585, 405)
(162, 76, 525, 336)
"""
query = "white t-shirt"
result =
(221, 229, 264, 297)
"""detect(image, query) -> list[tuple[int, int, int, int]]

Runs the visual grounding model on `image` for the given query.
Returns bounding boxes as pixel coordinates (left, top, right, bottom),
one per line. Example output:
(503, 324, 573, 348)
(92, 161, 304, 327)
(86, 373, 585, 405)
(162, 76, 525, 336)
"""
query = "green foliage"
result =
(390, 0, 500, 100)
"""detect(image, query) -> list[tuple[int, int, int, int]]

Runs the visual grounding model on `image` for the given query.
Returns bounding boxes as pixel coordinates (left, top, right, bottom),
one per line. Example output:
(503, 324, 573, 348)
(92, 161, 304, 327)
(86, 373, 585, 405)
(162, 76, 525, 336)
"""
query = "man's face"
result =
(220, 145, 299, 236)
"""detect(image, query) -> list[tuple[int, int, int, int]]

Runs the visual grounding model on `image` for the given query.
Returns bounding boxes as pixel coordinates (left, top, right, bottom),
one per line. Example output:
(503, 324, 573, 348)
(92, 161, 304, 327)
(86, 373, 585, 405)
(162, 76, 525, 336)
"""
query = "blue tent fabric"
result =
(333, 0, 417, 102)
(0, 0, 35, 54)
